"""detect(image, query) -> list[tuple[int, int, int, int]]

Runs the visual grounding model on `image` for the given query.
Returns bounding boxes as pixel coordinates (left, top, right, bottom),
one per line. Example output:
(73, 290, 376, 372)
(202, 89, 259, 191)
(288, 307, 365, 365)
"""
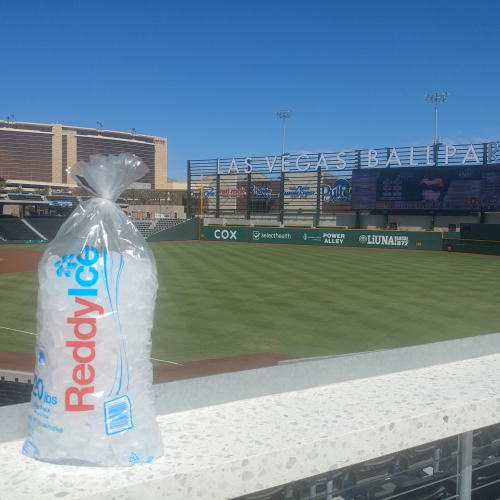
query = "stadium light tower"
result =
(275, 109, 293, 156)
(424, 92, 449, 145)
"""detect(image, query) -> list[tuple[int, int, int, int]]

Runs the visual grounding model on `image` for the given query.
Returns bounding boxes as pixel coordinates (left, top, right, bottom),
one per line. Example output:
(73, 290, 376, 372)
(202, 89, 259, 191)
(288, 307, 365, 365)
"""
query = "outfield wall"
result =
(202, 225, 443, 251)
(147, 218, 200, 242)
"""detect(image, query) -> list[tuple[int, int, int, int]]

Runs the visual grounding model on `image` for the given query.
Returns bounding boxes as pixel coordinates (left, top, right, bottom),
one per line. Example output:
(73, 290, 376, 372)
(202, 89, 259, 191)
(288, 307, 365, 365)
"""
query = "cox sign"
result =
(214, 229, 238, 240)
(206, 228, 244, 241)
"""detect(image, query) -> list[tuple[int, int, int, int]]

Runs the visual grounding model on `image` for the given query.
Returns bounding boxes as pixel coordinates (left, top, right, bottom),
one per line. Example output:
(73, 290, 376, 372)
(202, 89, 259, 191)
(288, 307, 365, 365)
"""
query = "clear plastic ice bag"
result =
(22, 153, 163, 466)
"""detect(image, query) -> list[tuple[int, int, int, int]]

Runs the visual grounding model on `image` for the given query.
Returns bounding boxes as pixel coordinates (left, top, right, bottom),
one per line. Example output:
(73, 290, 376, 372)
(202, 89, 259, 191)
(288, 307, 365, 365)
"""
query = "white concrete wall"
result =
(323, 213, 485, 230)
(124, 204, 186, 219)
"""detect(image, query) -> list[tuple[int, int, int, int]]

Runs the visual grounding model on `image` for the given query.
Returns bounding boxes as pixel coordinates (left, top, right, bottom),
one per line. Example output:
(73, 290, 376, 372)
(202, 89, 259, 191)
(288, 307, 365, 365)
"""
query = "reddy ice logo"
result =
(37, 345, 46, 367)
(55, 254, 77, 277)
(62, 245, 105, 412)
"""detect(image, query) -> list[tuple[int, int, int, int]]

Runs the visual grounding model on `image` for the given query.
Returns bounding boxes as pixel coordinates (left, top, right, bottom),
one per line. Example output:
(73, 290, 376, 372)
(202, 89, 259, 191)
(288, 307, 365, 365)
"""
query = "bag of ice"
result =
(22, 153, 163, 466)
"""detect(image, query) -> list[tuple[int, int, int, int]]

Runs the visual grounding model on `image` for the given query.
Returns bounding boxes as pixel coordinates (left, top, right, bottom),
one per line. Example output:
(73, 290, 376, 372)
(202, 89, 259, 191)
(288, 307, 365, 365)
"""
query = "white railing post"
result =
(458, 430, 473, 499)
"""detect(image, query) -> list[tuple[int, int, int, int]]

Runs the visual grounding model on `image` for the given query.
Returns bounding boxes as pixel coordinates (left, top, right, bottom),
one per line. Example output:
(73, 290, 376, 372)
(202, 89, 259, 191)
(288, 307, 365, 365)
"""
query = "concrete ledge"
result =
(0, 369, 34, 383)
(1, 351, 500, 499)
(2, 333, 500, 445)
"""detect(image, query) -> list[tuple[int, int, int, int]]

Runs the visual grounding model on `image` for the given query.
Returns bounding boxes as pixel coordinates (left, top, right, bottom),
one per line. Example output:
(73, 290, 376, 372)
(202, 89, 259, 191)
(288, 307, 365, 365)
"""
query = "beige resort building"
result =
(0, 120, 167, 189)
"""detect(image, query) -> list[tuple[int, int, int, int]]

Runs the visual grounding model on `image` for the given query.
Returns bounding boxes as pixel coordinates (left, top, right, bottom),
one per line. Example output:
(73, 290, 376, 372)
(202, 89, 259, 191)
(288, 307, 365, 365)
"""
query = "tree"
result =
(121, 188, 137, 203)
(11, 185, 24, 193)
(73, 187, 92, 197)
(138, 190, 152, 205)
(188, 195, 209, 216)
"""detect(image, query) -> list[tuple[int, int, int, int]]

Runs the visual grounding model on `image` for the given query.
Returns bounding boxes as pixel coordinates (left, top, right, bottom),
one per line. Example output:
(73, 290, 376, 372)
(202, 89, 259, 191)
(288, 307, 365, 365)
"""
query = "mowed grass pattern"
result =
(1, 241, 500, 362)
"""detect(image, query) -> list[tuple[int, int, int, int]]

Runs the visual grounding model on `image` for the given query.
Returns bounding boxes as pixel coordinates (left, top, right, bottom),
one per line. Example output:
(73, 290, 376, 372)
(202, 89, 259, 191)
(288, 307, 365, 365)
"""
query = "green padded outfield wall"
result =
(148, 218, 200, 242)
(202, 225, 443, 251)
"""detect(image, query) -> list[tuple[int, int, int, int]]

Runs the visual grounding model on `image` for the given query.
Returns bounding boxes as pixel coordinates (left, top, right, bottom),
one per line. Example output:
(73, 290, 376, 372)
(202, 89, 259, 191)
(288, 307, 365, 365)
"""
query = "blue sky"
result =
(1, 0, 499, 180)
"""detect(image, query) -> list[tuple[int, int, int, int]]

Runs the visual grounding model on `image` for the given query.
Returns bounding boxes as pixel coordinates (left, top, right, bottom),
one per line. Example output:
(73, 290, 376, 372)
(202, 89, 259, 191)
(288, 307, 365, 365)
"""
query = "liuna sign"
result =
(213, 142, 500, 175)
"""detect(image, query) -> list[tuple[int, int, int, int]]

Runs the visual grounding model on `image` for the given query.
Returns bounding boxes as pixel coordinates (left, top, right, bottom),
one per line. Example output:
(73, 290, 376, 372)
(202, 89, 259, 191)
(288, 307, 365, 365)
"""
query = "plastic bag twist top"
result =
(68, 153, 149, 201)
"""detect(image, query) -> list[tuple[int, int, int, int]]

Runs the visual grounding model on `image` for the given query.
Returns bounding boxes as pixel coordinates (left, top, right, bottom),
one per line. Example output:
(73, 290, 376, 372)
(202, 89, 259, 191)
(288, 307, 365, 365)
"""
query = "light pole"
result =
(275, 109, 293, 156)
(424, 92, 449, 145)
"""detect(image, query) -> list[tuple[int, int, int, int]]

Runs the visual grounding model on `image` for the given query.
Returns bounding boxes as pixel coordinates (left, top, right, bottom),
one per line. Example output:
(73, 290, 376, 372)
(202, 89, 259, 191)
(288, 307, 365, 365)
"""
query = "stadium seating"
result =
(237, 485, 286, 500)
(365, 471, 454, 500)
(0, 216, 187, 241)
(133, 221, 155, 238)
(7, 194, 45, 202)
(399, 441, 437, 470)
(132, 219, 186, 239)
(27, 217, 67, 240)
(472, 456, 500, 500)
(348, 454, 396, 486)
(292, 469, 344, 499)
(0, 218, 40, 240)
(0, 379, 33, 407)
(46, 195, 78, 203)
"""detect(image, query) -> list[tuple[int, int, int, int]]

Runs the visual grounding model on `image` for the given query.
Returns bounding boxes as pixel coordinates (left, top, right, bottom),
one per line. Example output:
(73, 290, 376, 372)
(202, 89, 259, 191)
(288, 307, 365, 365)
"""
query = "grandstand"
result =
(7, 194, 45, 202)
(129, 218, 186, 238)
(26, 217, 66, 240)
(45, 195, 78, 206)
(0, 217, 42, 241)
(0, 215, 187, 242)
(0, 379, 33, 407)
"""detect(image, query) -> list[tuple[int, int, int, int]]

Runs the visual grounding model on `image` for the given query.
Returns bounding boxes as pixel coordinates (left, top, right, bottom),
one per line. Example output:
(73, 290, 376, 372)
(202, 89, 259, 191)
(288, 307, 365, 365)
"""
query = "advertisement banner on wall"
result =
(356, 232, 410, 248)
(205, 227, 246, 242)
(202, 224, 442, 250)
(251, 229, 293, 244)
(321, 177, 352, 213)
(301, 230, 348, 245)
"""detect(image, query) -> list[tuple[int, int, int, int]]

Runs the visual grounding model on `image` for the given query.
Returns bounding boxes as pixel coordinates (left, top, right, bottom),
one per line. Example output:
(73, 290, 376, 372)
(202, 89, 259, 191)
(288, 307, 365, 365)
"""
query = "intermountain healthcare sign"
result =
(302, 231, 348, 246)
(203, 225, 442, 251)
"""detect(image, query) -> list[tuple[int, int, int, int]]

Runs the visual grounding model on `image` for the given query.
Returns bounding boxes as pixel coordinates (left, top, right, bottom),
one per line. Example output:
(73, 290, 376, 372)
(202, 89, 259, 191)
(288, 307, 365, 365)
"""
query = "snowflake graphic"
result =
(54, 254, 77, 277)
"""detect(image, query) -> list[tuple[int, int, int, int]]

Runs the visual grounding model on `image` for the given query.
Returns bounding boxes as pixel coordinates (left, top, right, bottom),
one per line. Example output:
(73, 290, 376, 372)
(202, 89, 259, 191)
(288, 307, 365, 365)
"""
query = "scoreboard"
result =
(351, 166, 497, 211)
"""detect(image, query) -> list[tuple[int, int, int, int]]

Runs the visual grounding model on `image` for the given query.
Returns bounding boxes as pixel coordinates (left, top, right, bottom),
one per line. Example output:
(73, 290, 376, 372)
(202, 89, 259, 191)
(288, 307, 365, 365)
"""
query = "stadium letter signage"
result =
(215, 142, 500, 175)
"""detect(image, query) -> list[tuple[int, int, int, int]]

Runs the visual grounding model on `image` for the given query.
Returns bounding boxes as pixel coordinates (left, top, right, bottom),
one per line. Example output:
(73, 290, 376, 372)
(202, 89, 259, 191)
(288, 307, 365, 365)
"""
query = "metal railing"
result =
(233, 426, 500, 500)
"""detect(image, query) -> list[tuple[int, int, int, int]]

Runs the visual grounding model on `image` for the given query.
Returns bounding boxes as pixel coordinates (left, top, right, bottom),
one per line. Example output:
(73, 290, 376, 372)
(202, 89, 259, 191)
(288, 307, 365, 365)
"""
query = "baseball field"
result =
(0, 241, 499, 366)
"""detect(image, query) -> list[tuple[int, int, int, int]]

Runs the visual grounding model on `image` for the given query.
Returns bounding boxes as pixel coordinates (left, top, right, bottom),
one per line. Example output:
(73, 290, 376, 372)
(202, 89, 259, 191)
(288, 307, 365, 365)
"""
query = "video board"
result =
(481, 164, 500, 211)
(351, 166, 483, 210)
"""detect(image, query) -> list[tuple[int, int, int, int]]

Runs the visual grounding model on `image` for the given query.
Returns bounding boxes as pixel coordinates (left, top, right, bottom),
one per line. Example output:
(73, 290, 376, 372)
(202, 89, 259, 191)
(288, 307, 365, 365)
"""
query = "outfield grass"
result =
(1, 242, 500, 363)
